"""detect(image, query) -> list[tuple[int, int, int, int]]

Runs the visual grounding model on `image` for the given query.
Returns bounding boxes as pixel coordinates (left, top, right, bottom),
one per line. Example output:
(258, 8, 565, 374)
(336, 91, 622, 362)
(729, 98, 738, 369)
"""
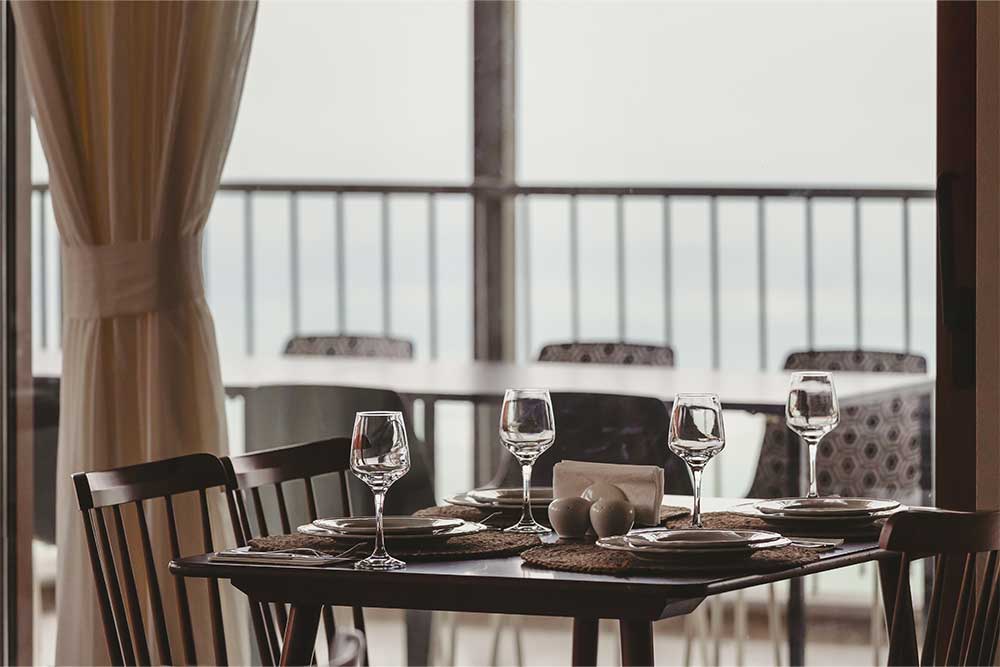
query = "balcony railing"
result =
(30, 181, 936, 370)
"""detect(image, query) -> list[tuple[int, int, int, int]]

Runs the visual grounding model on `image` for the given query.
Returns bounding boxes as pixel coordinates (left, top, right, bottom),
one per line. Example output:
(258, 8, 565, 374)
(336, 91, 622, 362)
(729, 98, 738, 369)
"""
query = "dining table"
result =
(169, 494, 913, 667)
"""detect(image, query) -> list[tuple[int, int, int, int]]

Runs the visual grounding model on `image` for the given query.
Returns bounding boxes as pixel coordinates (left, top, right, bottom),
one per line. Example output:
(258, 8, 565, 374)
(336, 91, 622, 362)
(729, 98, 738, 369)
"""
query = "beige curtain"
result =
(12, 1, 257, 664)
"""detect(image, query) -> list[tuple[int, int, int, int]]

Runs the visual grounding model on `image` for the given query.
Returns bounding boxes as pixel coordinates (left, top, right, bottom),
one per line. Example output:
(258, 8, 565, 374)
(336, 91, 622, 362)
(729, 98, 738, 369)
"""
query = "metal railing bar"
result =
(150, 182, 939, 200)
(335, 193, 346, 334)
(39, 190, 48, 349)
(33, 182, 937, 201)
(569, 195, 580, 341)
(757, 197, 768, 371)
(709, 197, 720, 369)
(382, 194, 391, 335)
(243, 191, 255, 355)
(853, 197, 863, 348)
(427, 194, 439, 360)
(902, 198, 912, 352)
(663, 196, 673, 346)
(521, 196, 532, 357)
(805, 197, 815, 350)
(616, 195, 626, 340)
(289, 191, 301, 336)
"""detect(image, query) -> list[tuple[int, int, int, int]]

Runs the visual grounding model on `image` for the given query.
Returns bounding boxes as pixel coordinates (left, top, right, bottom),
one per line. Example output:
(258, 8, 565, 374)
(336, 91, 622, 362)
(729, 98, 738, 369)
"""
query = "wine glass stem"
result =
(520, 463, 535, 525)
(372, 490, 388, 558)
(806, 437, 820, 498)
(690, 465, 704, 528)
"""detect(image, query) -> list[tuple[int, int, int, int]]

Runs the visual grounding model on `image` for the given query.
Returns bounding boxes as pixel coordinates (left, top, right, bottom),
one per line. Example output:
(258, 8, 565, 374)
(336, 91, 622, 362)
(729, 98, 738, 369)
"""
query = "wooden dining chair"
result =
(488, 391, 691, 493)
(72, 452, 239, 666)
(221, 437, 367, 666)
(285, 334, 414, 359)
(879, 509, 1000, 666)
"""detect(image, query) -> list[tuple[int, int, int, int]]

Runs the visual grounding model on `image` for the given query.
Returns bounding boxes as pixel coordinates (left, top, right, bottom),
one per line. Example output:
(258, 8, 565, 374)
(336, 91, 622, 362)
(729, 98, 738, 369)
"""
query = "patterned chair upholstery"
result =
(747, 349, 931, 505)
(537, 341, 675, 367)
(284, 334, 414, 359)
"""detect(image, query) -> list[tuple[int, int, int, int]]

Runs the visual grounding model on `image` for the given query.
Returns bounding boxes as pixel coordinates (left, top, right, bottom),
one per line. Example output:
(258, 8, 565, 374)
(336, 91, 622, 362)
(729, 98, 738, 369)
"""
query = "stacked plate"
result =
(445, 487, 553, 510)
(734, 497, 902, 536)
(298, 516, 487, 542)
(597, 528, 789, 568)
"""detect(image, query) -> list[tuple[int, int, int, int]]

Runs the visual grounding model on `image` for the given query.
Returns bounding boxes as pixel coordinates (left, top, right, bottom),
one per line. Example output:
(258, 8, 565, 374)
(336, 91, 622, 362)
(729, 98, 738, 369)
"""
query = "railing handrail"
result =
(31, 180, 936, 199)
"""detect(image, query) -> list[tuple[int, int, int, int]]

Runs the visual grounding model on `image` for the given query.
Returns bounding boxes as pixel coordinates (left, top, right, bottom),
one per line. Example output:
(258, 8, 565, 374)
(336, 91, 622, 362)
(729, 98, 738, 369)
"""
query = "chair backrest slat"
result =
(111, 506, 151, 665)
(164, 494, 198, 665)
(304, 478, 319, 521)
(880, 509, 1000, 666)
(80, 507, 125, 665)
(922, 554, 946, 666)
(251, 486, 270, 537)
(274, 483, 293, 534)
(964, 550, 998, 664)
(945, 553, 975, 666)
(95, 508, 137, 665)
(133, 500, 172, 665)
(198, 488, 229, 666)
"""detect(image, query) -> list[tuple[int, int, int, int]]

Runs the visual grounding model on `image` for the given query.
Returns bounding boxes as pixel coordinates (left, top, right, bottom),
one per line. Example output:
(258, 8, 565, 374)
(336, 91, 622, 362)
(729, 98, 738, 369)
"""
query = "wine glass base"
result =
(504, 521, 551, 534)
(354, 554, 406, 571)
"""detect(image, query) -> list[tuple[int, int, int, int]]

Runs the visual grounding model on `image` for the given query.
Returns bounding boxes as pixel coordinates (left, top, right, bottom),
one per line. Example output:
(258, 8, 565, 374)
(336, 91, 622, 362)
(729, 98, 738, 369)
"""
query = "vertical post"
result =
(289, 192, 300, 337)
(521, 196, 532, 356)
(853, 197, 863, 348)
(757, 197, 768, 371)
(427, 194, 439, 359)
(616, 194, 626, 341)
(901, 198, 912, 352)
(381, 193, 391, 336)
(472, 0, 516, 479)
(804, 197, 815, 350)
(709, 197, 720, 369)
(1, 7, 33, 660)
(243, 192, 255, 355)
(335, 193, 346, 334)
(569, 195, 580, 341)
(663, 196, 673, 347)
(37, 190, 46, 350)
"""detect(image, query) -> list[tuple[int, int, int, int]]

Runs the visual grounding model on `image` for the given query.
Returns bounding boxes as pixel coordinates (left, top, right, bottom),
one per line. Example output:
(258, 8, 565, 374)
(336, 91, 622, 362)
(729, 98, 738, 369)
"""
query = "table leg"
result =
(572, 617, 599, 666)
(788, 578, 806, 666)
(280, 604, 321, 666)
(619, 620, 654, 666)
(405, 609, 433, 666)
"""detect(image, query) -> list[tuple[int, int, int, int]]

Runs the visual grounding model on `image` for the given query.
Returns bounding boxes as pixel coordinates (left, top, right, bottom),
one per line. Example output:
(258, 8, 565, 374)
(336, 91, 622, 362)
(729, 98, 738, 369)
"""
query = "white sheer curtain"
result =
(12, 2, 257, 663)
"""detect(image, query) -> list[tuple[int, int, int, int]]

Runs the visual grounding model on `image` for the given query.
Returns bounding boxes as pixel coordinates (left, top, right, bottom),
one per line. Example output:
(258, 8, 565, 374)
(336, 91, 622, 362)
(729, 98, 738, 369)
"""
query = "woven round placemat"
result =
(249, 531, 539, 562)
(520, 541, 819, 576)
(663, 511, 883, 539)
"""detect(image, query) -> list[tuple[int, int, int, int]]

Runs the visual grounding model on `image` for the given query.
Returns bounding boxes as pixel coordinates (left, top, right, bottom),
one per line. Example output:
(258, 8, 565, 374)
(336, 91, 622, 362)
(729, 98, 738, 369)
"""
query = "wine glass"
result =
(668, 394, 726, 528)
(498, 388, 556, 533)
(350, 411, 411, 570)
(786, 372, 840, 499)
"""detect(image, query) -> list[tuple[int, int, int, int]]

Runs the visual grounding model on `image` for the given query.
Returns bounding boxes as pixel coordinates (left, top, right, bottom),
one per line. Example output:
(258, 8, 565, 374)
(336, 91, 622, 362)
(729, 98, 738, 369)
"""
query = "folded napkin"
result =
(552, 460, 664, 526)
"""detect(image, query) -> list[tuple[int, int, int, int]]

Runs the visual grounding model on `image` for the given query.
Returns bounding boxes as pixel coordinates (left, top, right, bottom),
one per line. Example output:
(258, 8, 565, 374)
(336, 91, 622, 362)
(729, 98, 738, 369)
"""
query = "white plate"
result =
(627, 528, 782, 550)
(755, 497, 900, 517)
(312, 516, 463, 536)
(733, 502, 900, 524)
(298, 521, 488, 542)
(468, 487, 554, 506)
(445, 492, 551, 509)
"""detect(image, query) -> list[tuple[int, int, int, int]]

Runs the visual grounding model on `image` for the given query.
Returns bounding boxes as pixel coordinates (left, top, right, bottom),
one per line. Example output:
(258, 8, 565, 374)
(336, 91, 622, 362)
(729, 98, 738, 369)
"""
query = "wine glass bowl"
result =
(669, 393, 725, 528)
(350, 411, 411, 570)
(786, 372, 840, 499)
(499, 389, 555, 534)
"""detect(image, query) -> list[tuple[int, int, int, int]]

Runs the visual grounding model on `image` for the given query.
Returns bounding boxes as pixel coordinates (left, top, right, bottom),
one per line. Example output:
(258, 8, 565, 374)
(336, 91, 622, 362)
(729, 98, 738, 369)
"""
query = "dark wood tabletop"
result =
(169, 496, 902, 666)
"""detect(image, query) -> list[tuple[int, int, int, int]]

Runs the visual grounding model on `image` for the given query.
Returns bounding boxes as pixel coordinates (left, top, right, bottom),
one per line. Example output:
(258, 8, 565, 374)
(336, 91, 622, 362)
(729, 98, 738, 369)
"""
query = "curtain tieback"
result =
(62, 233, 205, 319)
